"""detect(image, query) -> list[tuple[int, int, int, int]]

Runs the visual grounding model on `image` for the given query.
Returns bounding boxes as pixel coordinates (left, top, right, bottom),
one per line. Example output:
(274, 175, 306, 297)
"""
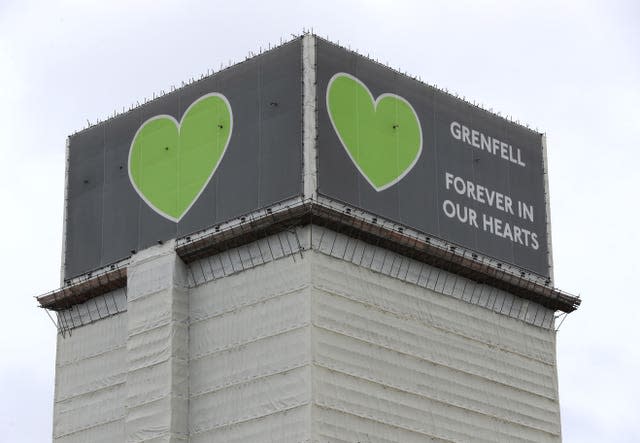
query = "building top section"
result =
(64, 38, 303, 278)
(314, 37, 551, 278)
(62, 34, 553, 282)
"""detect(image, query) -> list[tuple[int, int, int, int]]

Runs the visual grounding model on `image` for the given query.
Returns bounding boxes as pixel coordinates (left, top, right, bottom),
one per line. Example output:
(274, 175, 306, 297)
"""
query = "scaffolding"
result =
(37, 196, 580, 335)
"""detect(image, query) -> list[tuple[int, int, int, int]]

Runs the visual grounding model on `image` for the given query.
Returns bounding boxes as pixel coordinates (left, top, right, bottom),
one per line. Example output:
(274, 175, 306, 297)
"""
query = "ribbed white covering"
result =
(188, 249, 560, 442)
(309, 253, 560, 442)
(189, 256, 313, 441)
(125, 241, 189, 442)
(53, 312, 127, 442)
(53, 229, 561, 442)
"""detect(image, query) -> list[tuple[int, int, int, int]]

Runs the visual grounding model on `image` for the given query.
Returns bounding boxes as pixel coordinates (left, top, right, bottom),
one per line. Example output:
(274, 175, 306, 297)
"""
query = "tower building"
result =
(38, 34, 580, 442)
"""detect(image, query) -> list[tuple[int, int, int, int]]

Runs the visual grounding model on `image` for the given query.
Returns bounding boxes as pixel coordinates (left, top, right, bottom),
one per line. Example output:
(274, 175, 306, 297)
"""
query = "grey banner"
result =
(316, 38, 550, 277)
(65, 39, 303, 279)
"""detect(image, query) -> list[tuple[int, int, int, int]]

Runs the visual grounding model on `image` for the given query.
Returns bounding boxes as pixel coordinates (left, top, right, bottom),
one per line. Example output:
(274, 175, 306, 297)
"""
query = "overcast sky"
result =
(1, 0, 638, 441)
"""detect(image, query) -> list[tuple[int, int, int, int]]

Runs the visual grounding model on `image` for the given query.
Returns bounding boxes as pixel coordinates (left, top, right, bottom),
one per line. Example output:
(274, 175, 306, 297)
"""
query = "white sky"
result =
(0, 0, 638, 441)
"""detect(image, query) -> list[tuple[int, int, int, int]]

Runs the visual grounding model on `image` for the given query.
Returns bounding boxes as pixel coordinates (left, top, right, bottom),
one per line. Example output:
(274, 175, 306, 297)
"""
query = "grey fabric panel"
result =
(316, 38, 549, 276)
(65, 39, 303, 278)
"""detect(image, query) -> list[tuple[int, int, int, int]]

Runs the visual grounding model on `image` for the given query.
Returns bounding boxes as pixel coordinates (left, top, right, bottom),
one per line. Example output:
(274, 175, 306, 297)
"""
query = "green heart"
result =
(326, 73, 423, 191)
(128, 93, 232, 221)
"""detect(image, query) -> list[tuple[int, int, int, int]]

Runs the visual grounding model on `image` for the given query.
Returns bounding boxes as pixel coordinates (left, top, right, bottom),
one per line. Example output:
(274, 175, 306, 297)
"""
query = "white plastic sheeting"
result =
(189, 256, 313, 441)
(125, 241, 189, 442)
(311, 225, 555, 329)
(188, 236, 560, 442)
(52, 241, 191, 442)
(52, 227, 561, 442)
(53, 312, 127, 442)
(188, 226, 554, 330)
(310, 253, 561, 442)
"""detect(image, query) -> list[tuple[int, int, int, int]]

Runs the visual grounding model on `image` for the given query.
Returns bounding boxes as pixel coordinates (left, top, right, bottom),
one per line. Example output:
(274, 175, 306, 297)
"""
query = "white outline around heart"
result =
(326, 72, 423, 192)
(128, 92, 233, 222)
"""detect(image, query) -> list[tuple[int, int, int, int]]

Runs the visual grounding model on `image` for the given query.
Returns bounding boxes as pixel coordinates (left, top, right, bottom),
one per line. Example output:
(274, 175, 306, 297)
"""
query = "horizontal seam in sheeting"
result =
(313, 403, 457, 443)
(125, 391, 189, 411)
(126, 282, 185, 303)
(312, 282, 555, 366)
(190, 361, 311, 398)
(57, 343, 127, 368)
(315, 247, 553, 330)
(313, 322, 557, 402)
(313, 305, 554, 391)
(313, 258, 554, 334)
(312, 320, 557, 402)
(316, 294, 554, 382)
(55, 379, 126, 404)
(127, 355, 189, 374)
(312, 271, 553, 347)
(313, 360, 560, 434)
(127, 434, 188, 443)
(189, 325, 307, 363)
(189, 283, 310, 325)
(126, 317, 189, 339)
(53, 414, 125, 439)
(315, 397, 556, 443)
(190, 323, 311, 361)
(190, 401, 311, 436)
